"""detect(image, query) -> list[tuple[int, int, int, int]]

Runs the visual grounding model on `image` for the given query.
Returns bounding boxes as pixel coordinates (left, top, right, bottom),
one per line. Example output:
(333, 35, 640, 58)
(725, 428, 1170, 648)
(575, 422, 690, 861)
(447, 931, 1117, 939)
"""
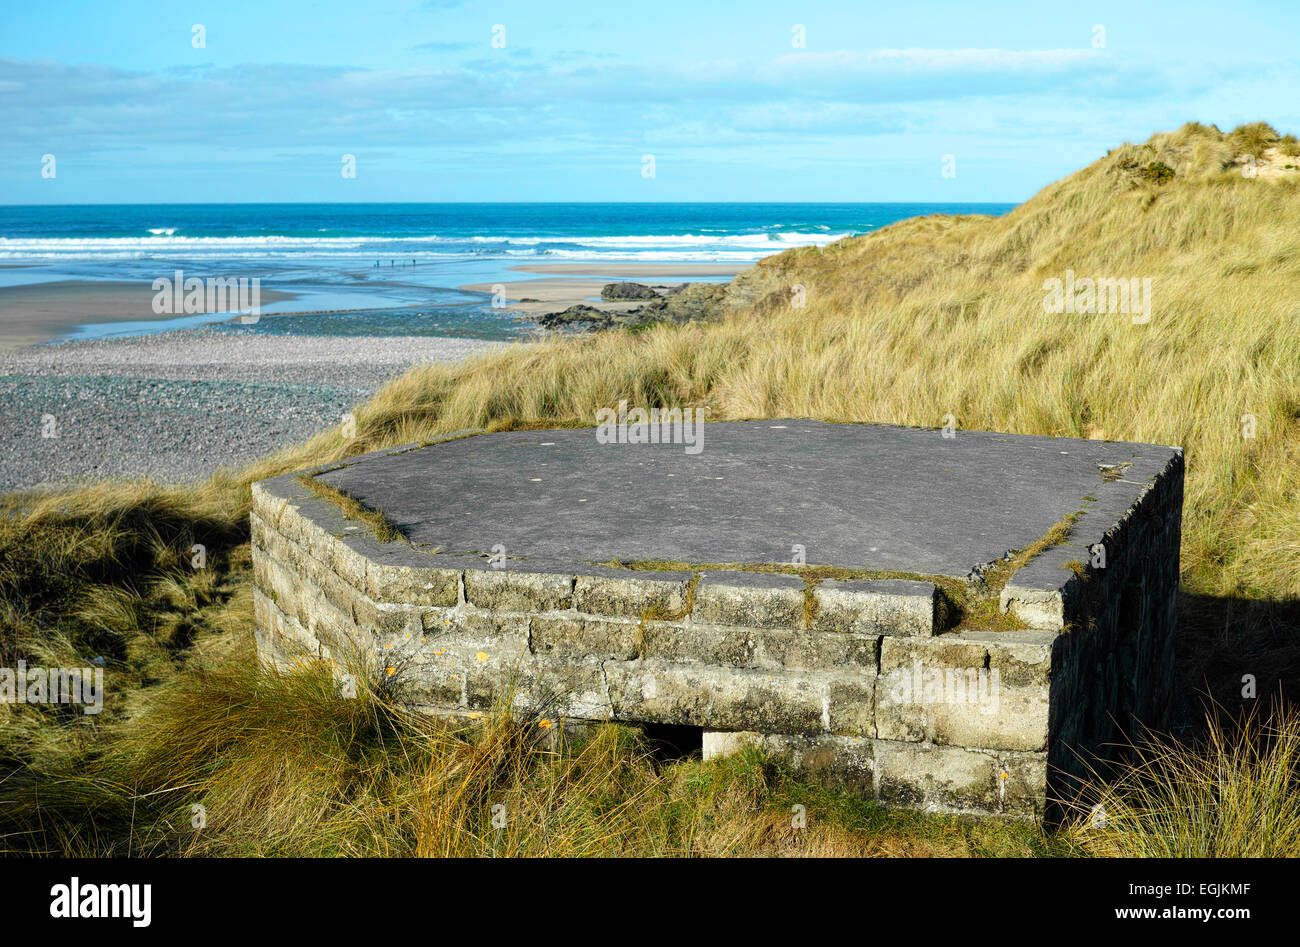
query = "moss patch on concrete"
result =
(599, 507, 1087, 635)
(295, 473, 406, 544)
(602, 558, 984, 631)
(962, 509, 1085, 629)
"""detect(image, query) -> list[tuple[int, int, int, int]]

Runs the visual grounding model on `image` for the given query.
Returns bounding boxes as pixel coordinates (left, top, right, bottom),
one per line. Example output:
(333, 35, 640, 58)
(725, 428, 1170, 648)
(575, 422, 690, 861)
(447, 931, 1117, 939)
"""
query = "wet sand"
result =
(461, 262, 743, 316)
(458, 277, 652, 317)
(509, 264, 745, 277)
(0, 280, 296, 351)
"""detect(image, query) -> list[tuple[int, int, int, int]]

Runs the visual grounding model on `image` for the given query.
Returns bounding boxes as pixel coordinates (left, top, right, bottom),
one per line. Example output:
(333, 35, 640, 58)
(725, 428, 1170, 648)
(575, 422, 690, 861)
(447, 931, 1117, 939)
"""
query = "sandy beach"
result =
(509, 264, 745, 277)
(0, 279, 297, 351)
(0, 261, 743, 489)
(458, 277, 650, 317)
(461, 262, 745, 317)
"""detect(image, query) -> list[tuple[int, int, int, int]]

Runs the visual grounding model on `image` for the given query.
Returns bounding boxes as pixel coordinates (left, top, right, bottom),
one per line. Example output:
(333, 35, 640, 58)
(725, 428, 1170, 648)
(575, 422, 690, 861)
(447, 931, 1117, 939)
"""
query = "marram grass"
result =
(2, 122, 1299, 856)
(1065, 705, 1300, 857)
(0, 647, 1061, 857)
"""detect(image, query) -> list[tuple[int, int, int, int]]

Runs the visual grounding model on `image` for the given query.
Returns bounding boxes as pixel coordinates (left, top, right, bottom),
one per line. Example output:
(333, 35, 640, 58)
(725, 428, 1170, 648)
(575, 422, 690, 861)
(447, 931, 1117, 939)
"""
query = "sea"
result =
(0, 203, 1016, 342)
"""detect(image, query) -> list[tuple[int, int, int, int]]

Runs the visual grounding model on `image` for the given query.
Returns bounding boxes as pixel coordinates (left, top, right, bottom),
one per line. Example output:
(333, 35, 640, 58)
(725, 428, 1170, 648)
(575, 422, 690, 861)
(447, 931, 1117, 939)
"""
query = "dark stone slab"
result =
(314, 420, 1182, 583)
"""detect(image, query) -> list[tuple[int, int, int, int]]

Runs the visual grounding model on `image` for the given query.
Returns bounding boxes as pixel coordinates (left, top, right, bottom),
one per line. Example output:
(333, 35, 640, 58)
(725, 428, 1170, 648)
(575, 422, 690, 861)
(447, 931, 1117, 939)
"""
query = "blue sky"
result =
(1, 0, 1297, 203)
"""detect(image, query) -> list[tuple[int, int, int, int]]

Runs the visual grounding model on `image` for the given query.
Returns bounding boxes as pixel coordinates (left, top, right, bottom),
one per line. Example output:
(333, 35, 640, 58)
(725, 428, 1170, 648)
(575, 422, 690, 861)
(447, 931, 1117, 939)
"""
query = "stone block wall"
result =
(251, 445, 1183, 822)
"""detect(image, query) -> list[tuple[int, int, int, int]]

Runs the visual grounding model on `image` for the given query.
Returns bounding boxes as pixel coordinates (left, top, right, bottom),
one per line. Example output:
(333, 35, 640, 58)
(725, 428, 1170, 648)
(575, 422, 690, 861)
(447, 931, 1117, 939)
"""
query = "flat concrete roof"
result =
(312, 420, 1181, 583)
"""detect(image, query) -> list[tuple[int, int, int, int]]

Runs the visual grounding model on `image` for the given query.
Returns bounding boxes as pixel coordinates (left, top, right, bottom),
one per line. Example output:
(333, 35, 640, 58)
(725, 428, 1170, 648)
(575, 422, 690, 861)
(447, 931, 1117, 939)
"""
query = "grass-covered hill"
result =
(2, 122, 1299, 856)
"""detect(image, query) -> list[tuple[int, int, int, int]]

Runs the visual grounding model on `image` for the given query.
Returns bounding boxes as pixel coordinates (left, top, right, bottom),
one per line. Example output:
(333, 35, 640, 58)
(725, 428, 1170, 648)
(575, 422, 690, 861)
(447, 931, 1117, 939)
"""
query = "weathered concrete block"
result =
(998, 582, 1072, 631)
(997, 751, 1050, 819)
(328, 533, 378, 593)
(606, 660, 827, 733)
(703, 733, 1044, 817)
(400, 619, 535, 709)
(692, 571, 807, 629)
(299, 581, 365, 662)
(641, 621, 877, 672)
(253, 588, 321, 664)
(463, 568, 574, 612)
(419, 609, 530, 647)
(416, 614, 531, 665)
(825, 677, 877, 736)
(255, 549, 310, 629)
(249, 512, 276, 557)
(297, 550, 358, 618)
(531, 615, 642, 661)
(813, 578, 939, 636)
(253, 589, 286, 658)
(465, 657, 610, 719)
(366, 560, 460, 607)
(874, 741, 999, 814)
(290, 506, 353, 576)
(350, 591, 421, 638)
(573, 569, 692, 619)
(876, 631, 1053, 751)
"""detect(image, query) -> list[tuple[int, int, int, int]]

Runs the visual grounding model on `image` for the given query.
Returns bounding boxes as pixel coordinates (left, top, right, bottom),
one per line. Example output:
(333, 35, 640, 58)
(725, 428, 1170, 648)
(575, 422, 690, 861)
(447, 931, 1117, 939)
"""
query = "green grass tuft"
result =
(295, 473, 405, 544)
(1064, 703, 1300, 857)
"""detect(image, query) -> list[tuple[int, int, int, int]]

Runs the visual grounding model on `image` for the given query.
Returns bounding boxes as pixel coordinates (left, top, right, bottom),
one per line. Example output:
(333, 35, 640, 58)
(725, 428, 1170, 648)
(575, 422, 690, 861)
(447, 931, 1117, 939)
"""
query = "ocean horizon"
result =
(0, 201, 1016, 261)
(0, 201, 1016, 342)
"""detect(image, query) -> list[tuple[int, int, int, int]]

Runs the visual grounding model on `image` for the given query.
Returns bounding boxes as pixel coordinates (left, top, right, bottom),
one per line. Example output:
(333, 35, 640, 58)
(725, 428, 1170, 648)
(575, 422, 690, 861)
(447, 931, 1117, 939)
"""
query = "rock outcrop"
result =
(539, 282, 730, 332)
(600, 281, 660, 301)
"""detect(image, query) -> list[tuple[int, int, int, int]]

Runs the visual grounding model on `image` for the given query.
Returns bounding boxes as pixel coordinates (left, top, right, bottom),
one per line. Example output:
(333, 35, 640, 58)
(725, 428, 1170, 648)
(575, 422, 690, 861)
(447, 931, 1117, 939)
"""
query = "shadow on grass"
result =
(1173, 590, 1300, 732)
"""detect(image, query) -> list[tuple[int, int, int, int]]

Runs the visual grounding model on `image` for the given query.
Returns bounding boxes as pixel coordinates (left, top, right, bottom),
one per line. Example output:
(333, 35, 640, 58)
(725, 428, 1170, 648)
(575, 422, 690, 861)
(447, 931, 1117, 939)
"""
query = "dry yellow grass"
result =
(1065, 703, 1300, 857)
(0, 646, 1061, 857)
(2, 122, 1298, 857)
